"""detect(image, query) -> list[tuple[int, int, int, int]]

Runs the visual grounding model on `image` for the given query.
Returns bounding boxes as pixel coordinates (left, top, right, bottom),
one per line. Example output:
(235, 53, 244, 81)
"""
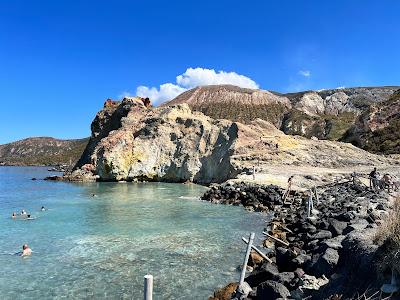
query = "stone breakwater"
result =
(204, 182, 395, 299)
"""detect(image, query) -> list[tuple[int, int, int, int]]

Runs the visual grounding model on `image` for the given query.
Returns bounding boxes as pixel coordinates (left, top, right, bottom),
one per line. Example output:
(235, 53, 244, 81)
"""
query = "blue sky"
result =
(0, 0, 399, 144)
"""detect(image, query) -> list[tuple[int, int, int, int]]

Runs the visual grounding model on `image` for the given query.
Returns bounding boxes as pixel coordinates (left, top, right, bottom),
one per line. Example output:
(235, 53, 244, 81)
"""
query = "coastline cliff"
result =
(66, 95, 398, 184)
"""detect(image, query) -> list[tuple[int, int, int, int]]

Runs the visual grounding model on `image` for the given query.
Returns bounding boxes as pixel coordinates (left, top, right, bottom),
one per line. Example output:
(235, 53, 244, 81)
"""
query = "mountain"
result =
(343, 89, 400, 154)
(67, 97, 397, 184)
(167, 85, 291, 126)
(165, 85, 400, 151)
(0, 137, 89, 166)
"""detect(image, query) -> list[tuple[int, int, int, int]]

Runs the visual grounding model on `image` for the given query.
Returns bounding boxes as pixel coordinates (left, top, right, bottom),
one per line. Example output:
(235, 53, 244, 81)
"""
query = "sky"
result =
(0, 0, 399, 144)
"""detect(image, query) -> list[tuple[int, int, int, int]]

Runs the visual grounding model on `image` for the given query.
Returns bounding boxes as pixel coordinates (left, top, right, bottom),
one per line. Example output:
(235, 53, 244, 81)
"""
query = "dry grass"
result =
(374, 197, 400, 276)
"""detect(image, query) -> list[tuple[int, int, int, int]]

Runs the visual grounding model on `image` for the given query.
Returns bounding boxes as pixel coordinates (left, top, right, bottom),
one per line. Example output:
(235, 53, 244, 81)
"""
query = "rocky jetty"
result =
(206, 181, 396, 299)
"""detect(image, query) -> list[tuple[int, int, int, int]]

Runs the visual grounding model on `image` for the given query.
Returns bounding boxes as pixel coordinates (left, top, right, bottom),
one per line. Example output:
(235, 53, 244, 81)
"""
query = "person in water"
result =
(21, 244, 32, 257)
(12, 212, 17, 219)
(21, 209, 27, 215)
(41, 206, 46, 211)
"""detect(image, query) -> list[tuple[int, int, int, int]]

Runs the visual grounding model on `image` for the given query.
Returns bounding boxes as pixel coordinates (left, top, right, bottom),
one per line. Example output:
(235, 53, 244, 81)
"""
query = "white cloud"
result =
(176, 67, 259, 89)
(131, 67, 259, 105)
(136, 83, 187, 104)
(298, 70, 311, 77)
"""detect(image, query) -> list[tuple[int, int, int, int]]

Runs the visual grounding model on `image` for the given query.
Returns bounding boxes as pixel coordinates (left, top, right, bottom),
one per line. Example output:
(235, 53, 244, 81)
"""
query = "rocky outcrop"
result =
(72, 98, 243, 183)
(166, 85, 400, 150)
(343, 89, 400, 154)
(68, 96, 398, 183)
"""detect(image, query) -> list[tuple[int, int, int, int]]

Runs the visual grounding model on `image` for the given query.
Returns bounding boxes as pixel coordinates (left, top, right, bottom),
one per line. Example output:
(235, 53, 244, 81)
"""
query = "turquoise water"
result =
(0, 167, 266, 299)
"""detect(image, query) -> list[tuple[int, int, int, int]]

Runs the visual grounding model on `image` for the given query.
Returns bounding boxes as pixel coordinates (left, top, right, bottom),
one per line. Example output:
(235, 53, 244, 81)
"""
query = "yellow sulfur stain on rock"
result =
(276, 136, 299, 150)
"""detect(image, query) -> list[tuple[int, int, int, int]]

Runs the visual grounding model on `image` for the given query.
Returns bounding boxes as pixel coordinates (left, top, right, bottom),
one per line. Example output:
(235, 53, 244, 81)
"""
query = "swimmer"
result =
(91, 193, 96, 197)
(25, 214, 36, 220)
(12, 212, 17, 219)
(41, 206, 46, 211)
(21, 209, 27, 215)
(21, 244, 32, 257)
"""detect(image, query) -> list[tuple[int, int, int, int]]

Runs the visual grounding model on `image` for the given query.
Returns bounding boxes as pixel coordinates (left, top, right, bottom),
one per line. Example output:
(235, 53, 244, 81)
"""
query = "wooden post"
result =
(239, 232, 255, 286)
(241, 237, 272, 263)
(262, 232, 290, 247)
(144, 274, 153, 300)
(252, 166, 256, 181)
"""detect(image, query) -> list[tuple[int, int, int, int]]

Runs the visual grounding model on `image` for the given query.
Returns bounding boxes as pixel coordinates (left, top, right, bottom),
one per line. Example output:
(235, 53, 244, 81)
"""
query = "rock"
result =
(231, 282, 253, 300)
(249, 250, 264, 266)
(320, 235, 345, 251)
(256, 280, 290, 299)
(276, 247, 297, 272)
(343, 218, 369, 234)
(299, 274, 329, 290)
(328, 218, 348, 236)
(209, 282, 238, 300)
(245, 262, 279, 287)
(312, 230, 332, 240)
(272, 272, 295, 287)
(313, 248, 339, 277)
(292, 253, 312, 268)
(336, 211, 355, 222)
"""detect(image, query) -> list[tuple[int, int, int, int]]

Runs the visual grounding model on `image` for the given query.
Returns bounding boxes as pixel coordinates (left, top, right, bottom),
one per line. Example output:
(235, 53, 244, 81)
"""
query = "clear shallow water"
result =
(0, 167, 266, 299)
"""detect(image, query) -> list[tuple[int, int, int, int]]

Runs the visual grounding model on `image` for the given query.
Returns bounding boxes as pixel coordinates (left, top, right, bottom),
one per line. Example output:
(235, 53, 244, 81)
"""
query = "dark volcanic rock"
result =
(313, 248, 339, 277)
(256, 280, 290, 299)
(328, 218, 348, 236)
(245, 262, 279, 287)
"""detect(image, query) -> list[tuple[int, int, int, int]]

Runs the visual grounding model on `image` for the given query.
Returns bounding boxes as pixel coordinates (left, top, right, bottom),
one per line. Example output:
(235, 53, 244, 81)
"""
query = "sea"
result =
(0, 166, 266, 299)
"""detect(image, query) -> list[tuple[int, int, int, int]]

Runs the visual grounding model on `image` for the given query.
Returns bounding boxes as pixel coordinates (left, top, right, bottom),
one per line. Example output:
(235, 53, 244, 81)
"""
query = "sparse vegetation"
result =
(374, 197, 400, 278)
(0, 137, 89, 166)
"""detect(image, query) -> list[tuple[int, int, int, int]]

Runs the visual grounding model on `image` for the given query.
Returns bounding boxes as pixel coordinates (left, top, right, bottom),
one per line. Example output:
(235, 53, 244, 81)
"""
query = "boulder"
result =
(256, 280, 290, 299)
(343, 218, 369, 234)
(312, 230, 332, 240)
(313, 248, 339, 277)
(328, 218, 348, 236)
(245, 262, 279, 287)
(209, 282, 238, 300)
(320, 235, 345, 251)
(276, 247, 297, 272)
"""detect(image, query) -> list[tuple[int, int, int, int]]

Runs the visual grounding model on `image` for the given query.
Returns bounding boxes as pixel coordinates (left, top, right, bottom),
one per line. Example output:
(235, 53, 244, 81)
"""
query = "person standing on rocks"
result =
(283, 176, 294, 201)
(369, 167, 379, 191)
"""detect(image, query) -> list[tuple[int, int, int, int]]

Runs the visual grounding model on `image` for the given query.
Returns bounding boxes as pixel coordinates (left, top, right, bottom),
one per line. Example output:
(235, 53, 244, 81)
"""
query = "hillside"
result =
(0, 137, 89, 166)
(165, 85, 400, 151)
(343, 89, 400, 154)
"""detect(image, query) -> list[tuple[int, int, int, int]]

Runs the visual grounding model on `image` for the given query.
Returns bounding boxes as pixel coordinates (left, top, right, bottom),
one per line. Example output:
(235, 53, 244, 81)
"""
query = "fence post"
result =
(239, 232, 255, 286)
(307, 191, 313, 217)
(144, 274, 153, 300)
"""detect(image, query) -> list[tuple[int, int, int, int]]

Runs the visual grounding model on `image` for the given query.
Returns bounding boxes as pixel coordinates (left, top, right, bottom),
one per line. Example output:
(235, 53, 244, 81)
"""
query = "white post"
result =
(314, 186, 319, 205)
(144, 274, 153, 300)
(307, 191, 313, 217)
(239, 232, 255, 286)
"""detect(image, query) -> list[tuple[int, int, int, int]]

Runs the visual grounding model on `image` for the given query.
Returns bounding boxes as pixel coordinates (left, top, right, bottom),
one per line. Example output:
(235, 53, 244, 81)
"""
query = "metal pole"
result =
(239, 232, 255, 286)
(144, 274, 153, 300)
(314, 186, 319, 205)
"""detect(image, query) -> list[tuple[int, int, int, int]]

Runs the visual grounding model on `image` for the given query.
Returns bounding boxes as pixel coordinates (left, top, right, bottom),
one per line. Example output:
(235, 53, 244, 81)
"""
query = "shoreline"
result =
(203, 181, 397, 299)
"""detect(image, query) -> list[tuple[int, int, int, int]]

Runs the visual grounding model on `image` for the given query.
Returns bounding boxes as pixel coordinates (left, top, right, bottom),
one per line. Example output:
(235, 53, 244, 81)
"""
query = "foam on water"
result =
(0, 167, 267, 299)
